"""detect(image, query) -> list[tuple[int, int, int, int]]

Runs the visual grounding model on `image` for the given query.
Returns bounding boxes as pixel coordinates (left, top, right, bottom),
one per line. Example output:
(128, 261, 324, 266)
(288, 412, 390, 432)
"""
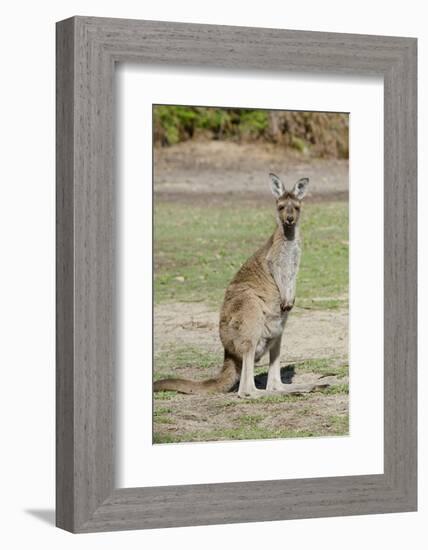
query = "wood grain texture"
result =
(56, 16, 417, 533)
(56, 18, 76, 531)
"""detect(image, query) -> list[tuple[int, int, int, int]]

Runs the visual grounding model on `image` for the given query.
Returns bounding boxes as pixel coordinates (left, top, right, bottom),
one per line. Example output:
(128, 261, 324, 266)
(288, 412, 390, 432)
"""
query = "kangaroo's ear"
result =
(292, 177, 309, 200)
(269, 173, 286, 198)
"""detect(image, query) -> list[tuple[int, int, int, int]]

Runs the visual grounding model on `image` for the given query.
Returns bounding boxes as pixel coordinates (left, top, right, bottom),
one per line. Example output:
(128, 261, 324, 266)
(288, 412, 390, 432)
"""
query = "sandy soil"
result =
(154, 302, 349, 443)
(155, 302, 348, 367)
(154, 141, 349, 202)
(154, 391, 349, 443)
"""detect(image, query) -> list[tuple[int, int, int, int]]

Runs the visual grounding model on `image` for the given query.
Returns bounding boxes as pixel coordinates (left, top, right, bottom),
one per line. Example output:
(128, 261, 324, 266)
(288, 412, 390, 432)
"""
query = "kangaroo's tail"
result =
(153, 353, 240, 395)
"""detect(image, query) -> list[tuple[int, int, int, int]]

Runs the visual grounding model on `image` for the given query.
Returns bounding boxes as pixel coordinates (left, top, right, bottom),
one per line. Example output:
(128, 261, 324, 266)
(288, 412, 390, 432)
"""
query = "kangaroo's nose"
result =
(286, 215, 294, 223)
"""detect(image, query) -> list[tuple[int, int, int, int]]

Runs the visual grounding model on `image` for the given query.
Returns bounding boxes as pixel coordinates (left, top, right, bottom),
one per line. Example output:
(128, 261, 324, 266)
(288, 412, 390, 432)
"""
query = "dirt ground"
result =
(154, 302, 348, 443)
(155, 302, 348, 365)
(153, 141, 349, 443)
(154, 141, 349, 202)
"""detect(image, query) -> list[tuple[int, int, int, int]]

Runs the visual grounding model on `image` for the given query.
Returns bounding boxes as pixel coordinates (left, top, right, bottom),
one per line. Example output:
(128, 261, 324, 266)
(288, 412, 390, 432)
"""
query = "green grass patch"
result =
(237, 414, 265, 426)
(153, 427, 321, 444)
(154, 201, 348, 309)
(292, 358, 349, 378)
(154, 407, 172, 415)
(153, 433, 180, 444)
(153, 390, 178, 401)
(153, 345, 221, 381)
(154, 416, 175, 425)
(327, 414, 349, 434)
(323, 383, 349, 395)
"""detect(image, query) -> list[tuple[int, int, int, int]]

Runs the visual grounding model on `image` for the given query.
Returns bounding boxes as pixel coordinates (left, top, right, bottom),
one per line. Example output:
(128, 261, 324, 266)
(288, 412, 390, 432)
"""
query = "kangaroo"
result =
(154, 173, 328, 398)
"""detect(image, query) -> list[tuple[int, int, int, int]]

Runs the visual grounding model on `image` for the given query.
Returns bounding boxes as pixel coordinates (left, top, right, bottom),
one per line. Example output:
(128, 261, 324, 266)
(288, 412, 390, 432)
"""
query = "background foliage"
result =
(154, 106, 349, 158)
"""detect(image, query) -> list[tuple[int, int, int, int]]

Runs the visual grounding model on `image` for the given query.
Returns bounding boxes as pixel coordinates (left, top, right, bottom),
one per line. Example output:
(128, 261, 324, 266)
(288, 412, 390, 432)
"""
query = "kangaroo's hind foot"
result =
(238, 380, 331, 399)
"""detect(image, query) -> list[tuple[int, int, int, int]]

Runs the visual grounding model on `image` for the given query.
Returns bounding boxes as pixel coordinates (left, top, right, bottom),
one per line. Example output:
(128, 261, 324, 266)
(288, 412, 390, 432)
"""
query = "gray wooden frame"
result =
(56, 16, 417, 533)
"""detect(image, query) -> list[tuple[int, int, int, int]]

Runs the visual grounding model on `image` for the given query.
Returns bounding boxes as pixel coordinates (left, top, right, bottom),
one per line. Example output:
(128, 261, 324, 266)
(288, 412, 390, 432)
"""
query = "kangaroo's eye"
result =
(278, 205, 284, 211)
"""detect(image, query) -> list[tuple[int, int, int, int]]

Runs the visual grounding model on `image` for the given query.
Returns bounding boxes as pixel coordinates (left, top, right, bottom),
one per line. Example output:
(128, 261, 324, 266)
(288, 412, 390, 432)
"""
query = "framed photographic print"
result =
(56, 16, 417, 532)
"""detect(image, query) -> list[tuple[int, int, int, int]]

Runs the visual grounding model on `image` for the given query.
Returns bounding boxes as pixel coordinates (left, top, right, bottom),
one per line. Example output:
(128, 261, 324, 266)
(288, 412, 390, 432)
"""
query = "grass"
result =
(323, 383, 349, 395)
(153, 199, 349, 444)
(153, 347, 349, 443)
(153, 345, 220, 381)
(327, 414, 349, 433)
(154, 200, 348, 309)
(153, 381, 349, 443)
(153, 421, 348, 444)
(153, 346, 349, 395)
(290, 358, 349, 378)
(154, 390, 178, 400)
(235, 393, 311, 405)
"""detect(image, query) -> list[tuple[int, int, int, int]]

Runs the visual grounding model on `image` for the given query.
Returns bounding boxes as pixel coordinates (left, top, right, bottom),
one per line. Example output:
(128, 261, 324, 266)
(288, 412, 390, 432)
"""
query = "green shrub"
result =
(153, 105, 348, 158)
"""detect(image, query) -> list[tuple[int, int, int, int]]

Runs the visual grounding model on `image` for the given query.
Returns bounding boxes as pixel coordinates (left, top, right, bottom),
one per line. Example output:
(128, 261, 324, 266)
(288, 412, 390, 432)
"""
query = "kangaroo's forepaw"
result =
(281, 298, 295, 312)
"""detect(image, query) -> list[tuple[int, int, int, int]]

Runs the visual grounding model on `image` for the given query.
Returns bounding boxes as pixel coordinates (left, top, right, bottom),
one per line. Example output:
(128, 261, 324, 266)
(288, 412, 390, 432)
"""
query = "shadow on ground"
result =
(230, 365, 296, 392)
(25, 509, 55, 526)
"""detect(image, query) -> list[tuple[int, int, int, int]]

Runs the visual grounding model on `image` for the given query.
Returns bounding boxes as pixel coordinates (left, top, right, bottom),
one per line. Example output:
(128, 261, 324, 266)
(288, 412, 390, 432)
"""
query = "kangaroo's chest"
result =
(273, 241, 301, 295)
(254, 241, 300, 362)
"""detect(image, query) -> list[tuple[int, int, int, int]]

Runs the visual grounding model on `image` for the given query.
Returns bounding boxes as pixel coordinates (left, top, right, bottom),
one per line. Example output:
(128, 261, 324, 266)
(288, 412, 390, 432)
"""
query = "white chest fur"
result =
(268, 236, 301, 303)
(277, 239, 300, 295)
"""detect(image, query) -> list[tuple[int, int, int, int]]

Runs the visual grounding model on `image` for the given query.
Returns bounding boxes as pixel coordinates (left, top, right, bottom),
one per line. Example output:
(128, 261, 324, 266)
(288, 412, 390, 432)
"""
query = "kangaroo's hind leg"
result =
(266, 335, 331, 394)
(266, 335, 283, 391)
(237, 346, 257, 397)
(238, 345, 266, 398)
